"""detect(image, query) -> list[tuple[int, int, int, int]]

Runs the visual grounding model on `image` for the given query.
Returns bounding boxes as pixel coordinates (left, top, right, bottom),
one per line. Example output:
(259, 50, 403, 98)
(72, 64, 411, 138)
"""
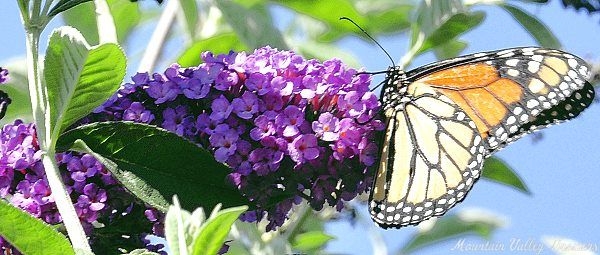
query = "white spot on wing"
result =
(531, 55, 544, 62)
(507, 69, 520, 77)
(527, 99, 540, 108)
(528, 61, 541, 73)
(568, 58, 578, 68)
(506, 116, 516, 125)
(505, 59, 519, 67)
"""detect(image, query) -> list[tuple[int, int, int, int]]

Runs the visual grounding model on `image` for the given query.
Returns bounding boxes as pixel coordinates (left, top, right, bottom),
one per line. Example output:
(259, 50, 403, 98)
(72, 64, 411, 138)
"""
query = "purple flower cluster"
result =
(89, 46, 383, 230)
(0, 47, 383, 254)
(0, 67, 8, 84)
(0, 120, 115, 226)
(0, 67, 10, 120)
(0, 119, 158, 253)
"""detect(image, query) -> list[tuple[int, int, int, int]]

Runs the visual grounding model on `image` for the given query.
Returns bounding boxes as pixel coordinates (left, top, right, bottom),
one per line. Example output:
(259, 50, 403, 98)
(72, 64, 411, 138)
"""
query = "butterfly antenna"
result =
(340, 17, 395, 67)
(358, 70, 388, 75)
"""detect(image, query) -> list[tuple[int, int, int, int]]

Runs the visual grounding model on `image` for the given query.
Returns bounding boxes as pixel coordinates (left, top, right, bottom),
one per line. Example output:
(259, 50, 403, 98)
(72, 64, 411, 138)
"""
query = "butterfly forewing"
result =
(370, 47, 594, 228)
(408, 47, 593, 152)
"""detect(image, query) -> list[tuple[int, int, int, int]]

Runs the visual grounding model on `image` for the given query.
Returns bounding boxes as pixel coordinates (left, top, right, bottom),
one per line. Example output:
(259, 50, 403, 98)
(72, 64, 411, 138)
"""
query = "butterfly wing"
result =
(407, 47, 593, 152)
(370, 47, 594, 228)
(370, 83, 485, 228)
(515, 81, 594, 139)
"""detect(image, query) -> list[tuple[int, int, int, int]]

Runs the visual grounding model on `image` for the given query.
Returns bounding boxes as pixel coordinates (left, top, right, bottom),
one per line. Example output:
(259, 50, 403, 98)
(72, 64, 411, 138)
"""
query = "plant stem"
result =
(42, 0, 53, 16)
(23, 13, 93, 255)
(94, 0, 117, 44)
(399, 31, 425, 69)
(24, 26, 49, 150)
(138, 0, 179, 73)
(41, 152, 92, 252)
(281, 202, 310, 241)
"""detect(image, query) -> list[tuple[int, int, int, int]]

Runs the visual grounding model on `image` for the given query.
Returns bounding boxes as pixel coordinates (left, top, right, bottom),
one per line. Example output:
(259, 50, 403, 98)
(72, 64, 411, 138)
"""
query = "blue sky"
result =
(1, 1, 599, 255)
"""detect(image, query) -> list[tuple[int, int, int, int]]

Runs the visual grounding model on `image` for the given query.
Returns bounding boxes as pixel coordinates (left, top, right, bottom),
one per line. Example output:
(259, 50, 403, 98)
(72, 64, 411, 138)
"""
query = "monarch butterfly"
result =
(369, 47, 595, 228)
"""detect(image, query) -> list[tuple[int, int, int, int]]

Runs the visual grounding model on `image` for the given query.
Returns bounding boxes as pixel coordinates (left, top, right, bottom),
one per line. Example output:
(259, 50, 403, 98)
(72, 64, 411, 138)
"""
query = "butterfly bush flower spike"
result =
(0, 67, 161, 253)
(0, 119, 147, 252)
(0, 68, 8, 84)
(0, 47, 382, 254)
(0, 67, 11, 119)
(87, 46, 384, 230)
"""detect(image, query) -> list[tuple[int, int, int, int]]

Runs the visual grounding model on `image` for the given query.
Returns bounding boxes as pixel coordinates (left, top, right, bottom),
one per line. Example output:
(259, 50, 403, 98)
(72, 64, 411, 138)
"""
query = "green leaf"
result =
(178, 0, 199, 38)
(178, 33, 248, 67)
(49, 0, 93, 17)
(45, 27, 89, 135)
(499, 4, 561, 48)
(216, 1, 287, 49)
(73, 44, 127, 121)
(0, 199, 74, 255)
(276, 0, 360, 24)
(276, 0, 362, 42)
(401, 211, 504, 254)
(414, 0, 465, 36)
(294, 209, 326, 234)
(433, 39, 468, 60)
(108, 0, 142, 44)
(277, 0, 412, 42)
(62, 0, 141, 45)
(165, 198, 192, 255)
(291, 231, 334, 252)
(70, 139, 169, 212)
(191, 206, 248, 255)
(61, 2, 99, 45)
(416, 11, 485, 56)
(55, 121, 249, 213)
(359, 4, 413, 37)
(482, 157, 531, 194)
(401, 0, 481, 67)
(45, 27, 126, 136)
(232, 0, 266, 7)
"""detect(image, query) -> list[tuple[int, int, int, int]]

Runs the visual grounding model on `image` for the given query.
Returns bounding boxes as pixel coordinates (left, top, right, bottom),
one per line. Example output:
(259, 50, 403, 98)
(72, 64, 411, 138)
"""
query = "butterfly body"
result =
(369, 47, 594, 229)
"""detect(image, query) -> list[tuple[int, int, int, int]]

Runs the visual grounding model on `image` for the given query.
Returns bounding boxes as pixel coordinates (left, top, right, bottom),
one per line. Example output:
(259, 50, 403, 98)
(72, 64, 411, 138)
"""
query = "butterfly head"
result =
(380, 66, 409, 110)
(383, 66, 409, 91)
